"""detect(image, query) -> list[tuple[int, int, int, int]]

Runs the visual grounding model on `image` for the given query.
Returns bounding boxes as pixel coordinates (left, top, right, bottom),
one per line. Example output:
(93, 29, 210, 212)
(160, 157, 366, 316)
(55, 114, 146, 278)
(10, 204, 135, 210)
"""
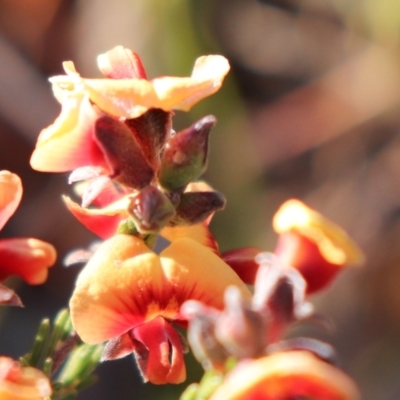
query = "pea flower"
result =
(273, 199, 364, 293)
(30, 46, 230, 174)
(69, 234, 250, 384)
(209, 351, 360, 400)
(0, 171, 56, 305)
(0, 356, 52, 399)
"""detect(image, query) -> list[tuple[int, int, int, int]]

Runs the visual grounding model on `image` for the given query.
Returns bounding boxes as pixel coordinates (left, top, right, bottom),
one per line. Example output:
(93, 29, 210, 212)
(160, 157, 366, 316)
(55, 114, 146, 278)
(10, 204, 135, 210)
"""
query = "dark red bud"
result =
(215, 287, 267, 359)
(181, 301, 228, 371)
(95, 116, 154, 189)
(159, 115, 216, 192)
(170, 190, 226, 226)
(128, 186, 176, 234)
(125, 109, 172, 169)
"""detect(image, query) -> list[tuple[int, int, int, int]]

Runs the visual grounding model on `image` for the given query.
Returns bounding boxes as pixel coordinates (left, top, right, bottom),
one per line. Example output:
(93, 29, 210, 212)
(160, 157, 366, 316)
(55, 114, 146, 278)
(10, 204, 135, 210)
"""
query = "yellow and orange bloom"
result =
(210, 351, 360, 400)
(0, 356, 52, 400)
(30, 46, 230, 174)
(0, 171, 56, 303)
(273, 199, 364, 293)
(69, 233, 250, 384)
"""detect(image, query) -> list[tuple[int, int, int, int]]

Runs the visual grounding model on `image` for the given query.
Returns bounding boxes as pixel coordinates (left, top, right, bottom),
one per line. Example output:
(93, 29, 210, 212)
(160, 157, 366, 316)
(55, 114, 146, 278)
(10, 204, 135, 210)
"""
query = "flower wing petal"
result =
(0, 171, 22, 231)
(82, 55, 230, 119)
(63, 195, 130, 239)
(30, 93, 107, 172)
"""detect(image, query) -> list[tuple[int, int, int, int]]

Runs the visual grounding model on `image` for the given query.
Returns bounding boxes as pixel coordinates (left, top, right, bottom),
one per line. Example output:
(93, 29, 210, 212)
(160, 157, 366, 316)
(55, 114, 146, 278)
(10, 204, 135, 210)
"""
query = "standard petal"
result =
(159, 238, 251, 321)
(210, 351, 360, 400)
(82, 55, 230, 118)
(0, 171, 22, 231)
(0, 238, 56, 284)
(30, 93, 107, 173)
(70, 234, 167, 344)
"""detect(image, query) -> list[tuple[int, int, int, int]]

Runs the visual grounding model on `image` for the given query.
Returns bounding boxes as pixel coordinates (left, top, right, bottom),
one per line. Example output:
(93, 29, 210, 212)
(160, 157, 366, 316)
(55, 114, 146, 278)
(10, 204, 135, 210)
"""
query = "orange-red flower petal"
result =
(131, 316, 186, 384)
(0, 171, 22, 231)
(83, 54, 230, 118)
(69, 234, 250, 345)
(210, 351, 360, 400)
(273, 199, 364, 293)
(0, 238, 56, 284)
(0, 356, 52, 400)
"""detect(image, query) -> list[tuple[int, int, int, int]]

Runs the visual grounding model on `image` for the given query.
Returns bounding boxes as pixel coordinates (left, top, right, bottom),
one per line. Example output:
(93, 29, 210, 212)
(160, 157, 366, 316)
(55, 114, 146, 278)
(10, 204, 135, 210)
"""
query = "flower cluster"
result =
(1, 45, 366, 400)
(180, 200, 364, 400)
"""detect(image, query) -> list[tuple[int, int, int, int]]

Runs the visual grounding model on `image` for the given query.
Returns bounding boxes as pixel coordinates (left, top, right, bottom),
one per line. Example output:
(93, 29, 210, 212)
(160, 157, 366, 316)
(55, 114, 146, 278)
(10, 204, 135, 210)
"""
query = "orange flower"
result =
(30, 46, 230, 173)
(210, 351, 360, 400)
(273, 200, 364, 293)
(0, 171, 56, 290)
(69, 234, 250, 384)
(0, 356, 52, 400)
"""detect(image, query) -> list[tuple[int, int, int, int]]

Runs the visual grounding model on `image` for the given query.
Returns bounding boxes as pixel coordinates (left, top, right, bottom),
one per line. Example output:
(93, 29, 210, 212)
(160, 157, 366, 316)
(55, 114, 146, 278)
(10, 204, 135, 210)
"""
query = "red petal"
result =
(63, 196, 121, 239)
(98, 46, 147, 79)
(222, 247, 263, 285)
(131, 317, 186, 384)
(0, 238, 56, 284)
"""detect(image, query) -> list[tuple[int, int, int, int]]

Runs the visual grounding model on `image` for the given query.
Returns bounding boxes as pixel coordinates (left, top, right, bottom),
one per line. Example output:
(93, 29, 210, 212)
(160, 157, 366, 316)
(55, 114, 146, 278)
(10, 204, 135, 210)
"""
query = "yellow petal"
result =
(70, 234, 164, 344)
(160, 238, 251, 318)
(82, 55, 230, 118)
(273, 199, 364, 266)
(210, 351, 360, 400)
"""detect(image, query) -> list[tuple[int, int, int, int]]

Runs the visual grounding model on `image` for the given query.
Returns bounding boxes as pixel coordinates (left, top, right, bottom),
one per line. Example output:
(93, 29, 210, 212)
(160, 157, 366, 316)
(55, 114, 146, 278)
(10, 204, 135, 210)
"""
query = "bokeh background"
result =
(1, 0, 400, 398)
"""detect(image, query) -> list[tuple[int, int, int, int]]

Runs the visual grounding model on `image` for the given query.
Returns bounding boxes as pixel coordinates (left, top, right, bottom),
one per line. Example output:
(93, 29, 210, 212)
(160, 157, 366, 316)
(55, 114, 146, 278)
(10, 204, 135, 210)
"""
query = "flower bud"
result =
(252, 253, 313, 343)
(158, 115, 216, 191)
(125, 109, 172, 169)
(171, 191, 226, 226)
(128, 186, 176, 234)
(181, 300, 229, 371)
(214, 286, 267, 359)
(95, 116, 154, 189)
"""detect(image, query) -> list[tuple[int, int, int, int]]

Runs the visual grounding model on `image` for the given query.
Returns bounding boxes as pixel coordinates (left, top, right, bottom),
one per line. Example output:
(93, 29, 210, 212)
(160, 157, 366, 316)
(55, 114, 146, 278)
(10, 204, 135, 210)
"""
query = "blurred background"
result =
(1, 0, 400, 398)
